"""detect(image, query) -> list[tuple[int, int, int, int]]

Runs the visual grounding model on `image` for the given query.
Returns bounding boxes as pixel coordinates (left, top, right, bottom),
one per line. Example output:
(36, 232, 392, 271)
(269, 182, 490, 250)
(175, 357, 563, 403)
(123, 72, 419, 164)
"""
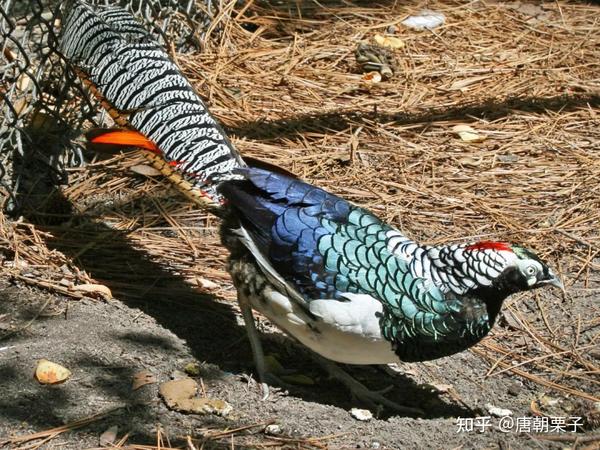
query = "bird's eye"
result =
(526, 266, 537, 276)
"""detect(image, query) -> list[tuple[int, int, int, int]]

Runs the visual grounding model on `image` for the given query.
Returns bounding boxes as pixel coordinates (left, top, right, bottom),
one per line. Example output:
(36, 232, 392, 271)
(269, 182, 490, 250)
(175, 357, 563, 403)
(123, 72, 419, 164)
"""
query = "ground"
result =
(0, 278, 595, 449)
(1, 0, 599, 449)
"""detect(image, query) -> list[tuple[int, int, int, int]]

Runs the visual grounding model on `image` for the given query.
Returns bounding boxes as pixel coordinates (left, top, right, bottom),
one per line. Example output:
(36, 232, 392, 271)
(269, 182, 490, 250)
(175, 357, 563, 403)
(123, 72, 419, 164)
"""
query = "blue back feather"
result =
(218, 168, 351, 299)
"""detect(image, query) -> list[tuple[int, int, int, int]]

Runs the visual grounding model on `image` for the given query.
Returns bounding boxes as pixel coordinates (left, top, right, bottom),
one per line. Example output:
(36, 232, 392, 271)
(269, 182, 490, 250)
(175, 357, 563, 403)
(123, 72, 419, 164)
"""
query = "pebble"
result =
(351, 408, 373, 421)
(99, 425, 118, 446)
(507, 382, 521, 396)
(486, 403, 513, 417)
(264, 424, 282, 435)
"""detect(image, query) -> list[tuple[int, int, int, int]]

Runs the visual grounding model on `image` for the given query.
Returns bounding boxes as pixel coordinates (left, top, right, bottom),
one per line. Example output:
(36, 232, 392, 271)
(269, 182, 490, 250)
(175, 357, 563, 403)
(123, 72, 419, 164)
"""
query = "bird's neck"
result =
(465, 285, 509, 328)
(420, 243, 511, 296)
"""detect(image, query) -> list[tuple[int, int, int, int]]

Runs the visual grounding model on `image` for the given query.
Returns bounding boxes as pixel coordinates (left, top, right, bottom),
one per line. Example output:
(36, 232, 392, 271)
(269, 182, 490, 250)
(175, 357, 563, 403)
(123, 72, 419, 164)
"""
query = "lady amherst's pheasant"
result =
(60, 0, 563, 414)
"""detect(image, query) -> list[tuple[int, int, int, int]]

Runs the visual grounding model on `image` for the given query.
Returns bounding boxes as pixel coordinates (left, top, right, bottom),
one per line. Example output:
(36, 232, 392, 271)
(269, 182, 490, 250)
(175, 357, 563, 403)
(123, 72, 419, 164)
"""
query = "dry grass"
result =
(1, 0, 599, 447)
(3, 412, 331, 449)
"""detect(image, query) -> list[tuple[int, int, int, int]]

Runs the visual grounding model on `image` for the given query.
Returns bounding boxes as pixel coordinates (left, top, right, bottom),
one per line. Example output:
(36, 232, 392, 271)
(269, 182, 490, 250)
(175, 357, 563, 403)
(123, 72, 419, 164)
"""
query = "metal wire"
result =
(0, 0, 216, 218)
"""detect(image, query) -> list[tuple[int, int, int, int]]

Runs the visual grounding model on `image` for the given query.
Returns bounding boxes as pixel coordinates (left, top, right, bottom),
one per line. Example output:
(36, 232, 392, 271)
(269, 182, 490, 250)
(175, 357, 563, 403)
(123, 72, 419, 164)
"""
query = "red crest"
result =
(466, 241, 512, 252)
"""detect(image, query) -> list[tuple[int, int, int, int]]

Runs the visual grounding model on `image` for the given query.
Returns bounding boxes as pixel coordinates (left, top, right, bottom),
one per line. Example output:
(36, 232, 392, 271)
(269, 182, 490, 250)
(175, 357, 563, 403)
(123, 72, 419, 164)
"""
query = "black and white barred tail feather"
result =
(60, 0, 245, 204)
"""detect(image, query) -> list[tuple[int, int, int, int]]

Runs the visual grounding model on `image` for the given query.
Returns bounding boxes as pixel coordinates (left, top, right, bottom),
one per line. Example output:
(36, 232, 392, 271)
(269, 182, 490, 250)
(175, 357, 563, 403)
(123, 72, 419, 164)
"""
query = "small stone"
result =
(351, 408, 373, 421)
(486, 403, 513, 417)
(507, 383, 521, 396)
(386, 25, 397, 34)
(264, 424, 282, 435)
(497, 154, 519, 163)
(99, 425, 118, 446)
(371, 442, 381, 449)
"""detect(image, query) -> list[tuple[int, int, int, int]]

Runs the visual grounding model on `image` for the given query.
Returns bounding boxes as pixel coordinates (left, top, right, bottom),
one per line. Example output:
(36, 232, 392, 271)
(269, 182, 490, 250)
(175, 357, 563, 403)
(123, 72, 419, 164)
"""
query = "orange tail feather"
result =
(87, 129, 160, 153)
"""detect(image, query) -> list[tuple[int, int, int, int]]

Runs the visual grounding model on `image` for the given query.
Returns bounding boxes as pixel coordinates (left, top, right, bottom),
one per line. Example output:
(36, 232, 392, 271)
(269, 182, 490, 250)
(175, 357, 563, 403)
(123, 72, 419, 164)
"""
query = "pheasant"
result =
(60, 0, 563, 414)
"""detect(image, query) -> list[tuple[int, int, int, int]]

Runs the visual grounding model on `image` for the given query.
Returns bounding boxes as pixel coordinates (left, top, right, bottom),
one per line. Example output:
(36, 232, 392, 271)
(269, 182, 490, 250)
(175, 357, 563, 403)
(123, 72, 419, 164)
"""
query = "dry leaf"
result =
(458, 156, 483, 167)
(361, 71, 382, 84)
(452, 125, 487, 143)
(16, 74, 30, 92)
(401, 10, 445, 30)
(497, 154, 519, 163)
(448, 75, 492, 91)
(132, 370, 156, 390)
(373, 34, 405, 49)
(35, 359, 71, 384)
(3, 48, 17, 62)
(130, 165, 162, 177)
(99, 425, 118, 446)
(12, 98, 28, 116)
(72, 283, 112, 299)
(196, 277, 219, 290)
(159, 378, 232, 416)
(160, 377, 197, 401)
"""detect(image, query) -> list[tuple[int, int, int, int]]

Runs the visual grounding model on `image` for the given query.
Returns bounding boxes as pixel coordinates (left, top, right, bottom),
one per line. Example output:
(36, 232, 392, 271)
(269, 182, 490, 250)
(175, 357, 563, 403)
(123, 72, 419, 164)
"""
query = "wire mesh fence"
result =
(0, 0, 216, 219)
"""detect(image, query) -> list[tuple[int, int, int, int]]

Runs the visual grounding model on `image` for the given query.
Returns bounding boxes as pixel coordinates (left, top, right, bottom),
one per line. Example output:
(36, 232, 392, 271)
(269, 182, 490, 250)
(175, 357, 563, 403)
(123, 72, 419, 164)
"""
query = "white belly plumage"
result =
(250, 289, 399, 365)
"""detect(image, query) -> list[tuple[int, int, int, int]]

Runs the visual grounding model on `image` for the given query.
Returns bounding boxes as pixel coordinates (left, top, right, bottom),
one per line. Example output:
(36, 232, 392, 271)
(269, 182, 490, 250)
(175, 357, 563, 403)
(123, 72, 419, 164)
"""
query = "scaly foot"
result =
(312, 353, 424, 416)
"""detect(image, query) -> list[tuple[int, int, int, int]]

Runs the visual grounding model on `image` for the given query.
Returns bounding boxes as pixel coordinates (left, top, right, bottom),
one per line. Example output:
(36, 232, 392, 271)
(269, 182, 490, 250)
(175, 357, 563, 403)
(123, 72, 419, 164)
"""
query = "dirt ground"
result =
(1, 0, 599, 448)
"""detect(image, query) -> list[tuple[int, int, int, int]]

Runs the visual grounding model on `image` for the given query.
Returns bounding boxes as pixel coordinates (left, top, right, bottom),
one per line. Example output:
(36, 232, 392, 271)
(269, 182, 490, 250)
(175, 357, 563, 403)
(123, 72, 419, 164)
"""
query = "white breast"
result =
(250, 290, 399, 365)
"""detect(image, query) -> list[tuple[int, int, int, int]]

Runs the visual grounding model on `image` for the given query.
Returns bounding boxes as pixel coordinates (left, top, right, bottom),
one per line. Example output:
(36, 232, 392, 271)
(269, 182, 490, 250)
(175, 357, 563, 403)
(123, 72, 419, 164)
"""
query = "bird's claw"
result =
(259, 381, 270, 401)
(257, 372, 293, 400)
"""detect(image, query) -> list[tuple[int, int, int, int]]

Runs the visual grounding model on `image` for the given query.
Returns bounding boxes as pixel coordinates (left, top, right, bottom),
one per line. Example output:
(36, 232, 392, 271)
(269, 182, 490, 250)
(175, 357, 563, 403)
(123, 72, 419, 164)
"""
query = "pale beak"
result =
(548, 277, 564, 290)
(540, 272, 564, 291)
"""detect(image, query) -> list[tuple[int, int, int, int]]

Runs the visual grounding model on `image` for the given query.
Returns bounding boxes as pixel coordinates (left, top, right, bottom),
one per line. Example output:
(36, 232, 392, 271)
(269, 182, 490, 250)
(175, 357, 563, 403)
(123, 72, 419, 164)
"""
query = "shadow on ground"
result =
(227, 93, 600, 142)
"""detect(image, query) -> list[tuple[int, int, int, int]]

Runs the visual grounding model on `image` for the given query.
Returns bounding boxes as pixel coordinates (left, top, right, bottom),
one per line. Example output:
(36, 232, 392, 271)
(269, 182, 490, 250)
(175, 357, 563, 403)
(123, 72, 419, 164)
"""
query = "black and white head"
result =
(428, 240, 563, 297)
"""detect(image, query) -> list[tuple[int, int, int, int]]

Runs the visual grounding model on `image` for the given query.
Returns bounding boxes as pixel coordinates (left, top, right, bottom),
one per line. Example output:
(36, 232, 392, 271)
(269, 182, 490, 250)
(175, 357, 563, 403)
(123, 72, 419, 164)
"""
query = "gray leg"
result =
(237, 293, 271, 400)
(311, 353, 424, 416)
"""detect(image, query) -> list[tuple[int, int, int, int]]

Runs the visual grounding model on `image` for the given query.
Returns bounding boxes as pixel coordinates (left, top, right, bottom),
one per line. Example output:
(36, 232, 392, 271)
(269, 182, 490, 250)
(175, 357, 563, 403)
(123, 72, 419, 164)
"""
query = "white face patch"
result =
(516, 258, 544, 286)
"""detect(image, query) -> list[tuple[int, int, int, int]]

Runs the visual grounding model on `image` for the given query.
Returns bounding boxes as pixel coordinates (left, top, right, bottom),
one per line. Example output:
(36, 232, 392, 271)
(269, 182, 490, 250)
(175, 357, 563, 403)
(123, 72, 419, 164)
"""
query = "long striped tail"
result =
(59, 0, 245, 206)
